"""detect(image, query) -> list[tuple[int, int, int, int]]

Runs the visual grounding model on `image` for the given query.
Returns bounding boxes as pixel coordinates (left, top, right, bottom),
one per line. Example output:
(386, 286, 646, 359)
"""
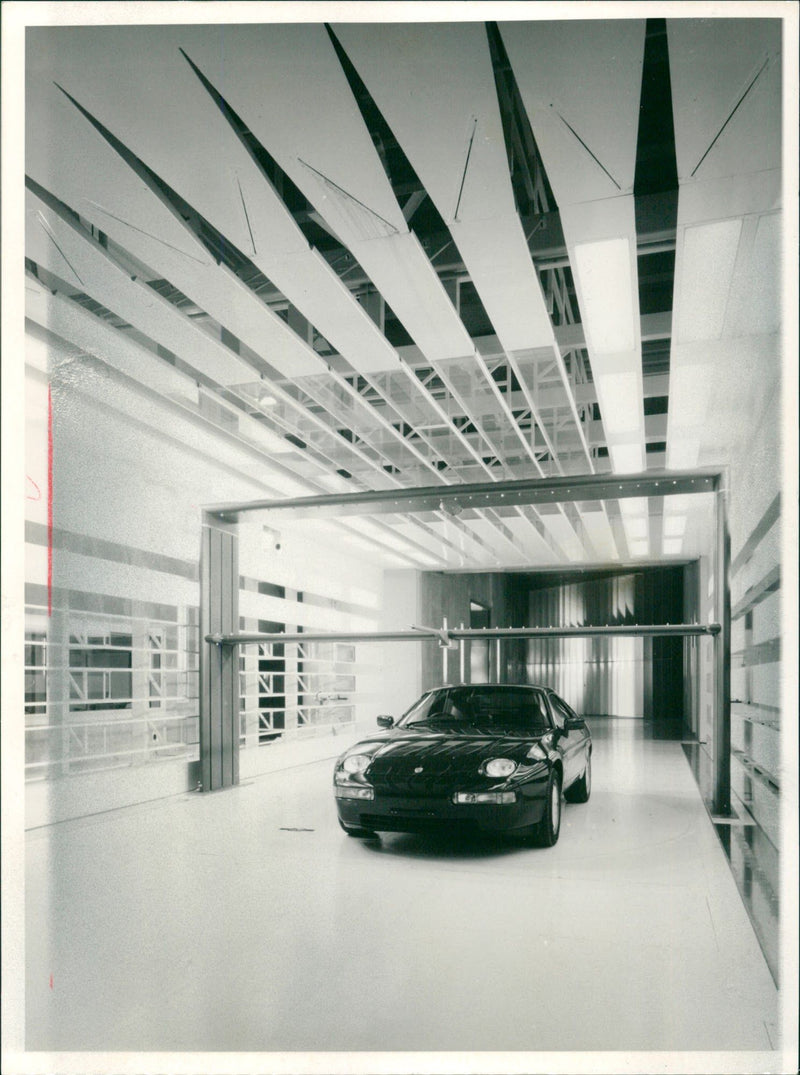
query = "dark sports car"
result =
(334, 684, 591, 846)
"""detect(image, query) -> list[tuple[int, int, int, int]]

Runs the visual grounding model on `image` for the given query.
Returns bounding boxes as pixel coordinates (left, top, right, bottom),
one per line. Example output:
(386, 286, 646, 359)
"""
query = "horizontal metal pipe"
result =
(205, 468, 721, 521)
(206, 623, 721, 646)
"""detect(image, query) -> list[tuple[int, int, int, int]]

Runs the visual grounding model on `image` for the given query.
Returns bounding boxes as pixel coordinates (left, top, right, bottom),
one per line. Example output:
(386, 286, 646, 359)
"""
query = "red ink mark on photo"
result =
(49, 974, 54, 990)
(48, 385, 54, 617)
(26, 475, 42, 501)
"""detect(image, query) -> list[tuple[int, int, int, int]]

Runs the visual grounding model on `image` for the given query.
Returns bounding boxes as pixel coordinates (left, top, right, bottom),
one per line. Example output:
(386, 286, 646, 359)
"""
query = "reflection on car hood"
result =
(348, 728, 545, 762)
(365, 726, 539, 743)
(346, 731, 546, 796)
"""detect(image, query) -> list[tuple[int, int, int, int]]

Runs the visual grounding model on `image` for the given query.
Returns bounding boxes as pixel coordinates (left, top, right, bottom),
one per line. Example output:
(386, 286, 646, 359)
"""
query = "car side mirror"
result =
(564, 716, 584, 732)
(376, 714, 394, 728)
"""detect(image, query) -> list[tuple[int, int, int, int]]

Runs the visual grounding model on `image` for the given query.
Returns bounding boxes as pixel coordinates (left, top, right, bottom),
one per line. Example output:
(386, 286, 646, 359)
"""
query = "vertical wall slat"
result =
(229, 532, 240, 786)
(210, 526, 223, 790)
(200, 515, 240, 792)
(219, 531, 233, 789)
(199, 522, 212, 792)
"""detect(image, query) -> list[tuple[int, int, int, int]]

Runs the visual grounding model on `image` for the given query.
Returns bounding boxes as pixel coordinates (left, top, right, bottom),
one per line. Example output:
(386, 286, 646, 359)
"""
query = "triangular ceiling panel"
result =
(332, 23, 515, 224)
(333, 22, 555, 351)
(668, 19, 782, 183)
(27, 25, 402, 376)
(182, 24, 408, 237)
(25, 188, 269, 390)
(498, 20, 646, 205)
(25, 88, 328, 381)
(666, 19, 782, 474)
(185, 25, 477, 363)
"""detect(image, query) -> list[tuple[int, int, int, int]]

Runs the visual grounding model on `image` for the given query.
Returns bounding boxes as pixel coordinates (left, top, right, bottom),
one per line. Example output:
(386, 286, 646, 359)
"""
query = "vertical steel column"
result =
(713, 485, 732, 815)
(200, 512, 240, 791)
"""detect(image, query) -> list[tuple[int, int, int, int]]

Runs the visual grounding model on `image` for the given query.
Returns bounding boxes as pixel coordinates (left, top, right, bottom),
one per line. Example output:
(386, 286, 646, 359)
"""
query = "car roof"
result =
(434, 683, 548, 692)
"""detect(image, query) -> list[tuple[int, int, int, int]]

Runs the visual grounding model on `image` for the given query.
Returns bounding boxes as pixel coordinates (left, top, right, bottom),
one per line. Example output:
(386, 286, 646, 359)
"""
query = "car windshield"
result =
(399, 686, 550, 735)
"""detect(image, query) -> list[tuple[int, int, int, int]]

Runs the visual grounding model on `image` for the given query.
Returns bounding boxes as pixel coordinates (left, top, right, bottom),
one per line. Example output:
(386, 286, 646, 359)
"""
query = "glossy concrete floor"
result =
(26, 719, 779, 1057)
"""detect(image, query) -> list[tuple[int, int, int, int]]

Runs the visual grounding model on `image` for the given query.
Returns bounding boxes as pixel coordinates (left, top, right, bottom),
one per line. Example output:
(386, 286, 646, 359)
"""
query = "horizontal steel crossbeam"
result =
(206, 469, 720, 521)
(206, 623, 721, 646)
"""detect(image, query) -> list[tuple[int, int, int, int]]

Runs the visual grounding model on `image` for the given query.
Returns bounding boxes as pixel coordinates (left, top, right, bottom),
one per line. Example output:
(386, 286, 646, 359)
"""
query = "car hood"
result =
(340, 730, 548, 794)
(341, 728, 549, 769)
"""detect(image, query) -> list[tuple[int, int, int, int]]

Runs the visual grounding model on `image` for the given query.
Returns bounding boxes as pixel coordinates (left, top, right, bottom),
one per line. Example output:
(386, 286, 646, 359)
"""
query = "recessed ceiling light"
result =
(573, 238, 636, 354)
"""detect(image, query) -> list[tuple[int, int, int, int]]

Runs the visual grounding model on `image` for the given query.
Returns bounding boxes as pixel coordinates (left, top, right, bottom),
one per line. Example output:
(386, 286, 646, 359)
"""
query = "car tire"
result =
(339, 820, 377, 838)
(565, 751, 591, 803)
(534, 769, 562, 847)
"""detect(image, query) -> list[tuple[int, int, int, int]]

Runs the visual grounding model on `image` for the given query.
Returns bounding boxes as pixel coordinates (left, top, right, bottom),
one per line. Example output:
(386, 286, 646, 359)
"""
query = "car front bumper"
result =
(336, 784, 548, 835)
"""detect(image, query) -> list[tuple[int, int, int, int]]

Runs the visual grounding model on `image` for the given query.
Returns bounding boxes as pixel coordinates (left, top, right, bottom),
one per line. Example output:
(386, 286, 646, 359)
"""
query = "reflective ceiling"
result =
(24, 16, 782, 570)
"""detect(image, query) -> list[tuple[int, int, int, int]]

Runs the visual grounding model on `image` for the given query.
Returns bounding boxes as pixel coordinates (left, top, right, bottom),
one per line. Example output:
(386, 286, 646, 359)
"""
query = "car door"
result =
(547, 692, 583, 788)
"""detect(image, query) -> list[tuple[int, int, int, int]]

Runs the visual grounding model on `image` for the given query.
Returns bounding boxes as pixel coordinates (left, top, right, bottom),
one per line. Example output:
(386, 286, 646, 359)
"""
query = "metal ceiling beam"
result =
(207, 468, 720, 521)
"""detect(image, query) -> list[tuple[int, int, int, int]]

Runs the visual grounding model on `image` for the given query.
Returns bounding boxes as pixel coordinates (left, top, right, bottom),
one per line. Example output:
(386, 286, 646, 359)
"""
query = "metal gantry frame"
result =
(200, 468, 732, 815)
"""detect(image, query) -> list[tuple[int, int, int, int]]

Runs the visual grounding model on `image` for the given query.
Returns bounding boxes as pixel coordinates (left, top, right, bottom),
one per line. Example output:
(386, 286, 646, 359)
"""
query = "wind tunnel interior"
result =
(415, 564, 694, 740)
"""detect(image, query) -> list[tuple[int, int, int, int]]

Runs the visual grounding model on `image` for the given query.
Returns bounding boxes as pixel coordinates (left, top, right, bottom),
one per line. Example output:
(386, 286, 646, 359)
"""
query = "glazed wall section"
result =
(684, 377, 782, 981)
(24, 328, 386, 828)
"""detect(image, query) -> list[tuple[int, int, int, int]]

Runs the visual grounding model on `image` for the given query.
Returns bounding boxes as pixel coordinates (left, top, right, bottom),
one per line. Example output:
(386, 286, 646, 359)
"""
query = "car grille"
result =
(366, 739, 503, 797)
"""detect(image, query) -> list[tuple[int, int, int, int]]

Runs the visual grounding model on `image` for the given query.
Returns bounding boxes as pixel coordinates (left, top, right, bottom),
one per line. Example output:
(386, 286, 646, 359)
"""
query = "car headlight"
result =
(483, 757, 517, 778)
(526, 743, 547, 762)
(342, 754, 371, 774)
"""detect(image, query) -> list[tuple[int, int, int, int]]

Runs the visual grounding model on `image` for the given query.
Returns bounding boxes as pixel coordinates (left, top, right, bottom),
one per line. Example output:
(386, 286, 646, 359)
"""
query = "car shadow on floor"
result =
(353, 828, 541, 861)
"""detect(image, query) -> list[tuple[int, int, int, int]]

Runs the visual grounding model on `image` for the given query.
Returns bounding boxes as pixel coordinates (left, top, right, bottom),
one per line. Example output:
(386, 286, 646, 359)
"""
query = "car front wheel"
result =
(565, 751, 591, 803)
(534, 769, 562, 847)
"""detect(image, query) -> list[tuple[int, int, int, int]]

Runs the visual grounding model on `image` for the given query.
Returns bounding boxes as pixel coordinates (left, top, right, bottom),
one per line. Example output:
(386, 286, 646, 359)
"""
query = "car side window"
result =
(400, 691, 441, 724)
(528, 693, 550, 731)
(562, 701, 580, 723)
(547, 694, 566, 730)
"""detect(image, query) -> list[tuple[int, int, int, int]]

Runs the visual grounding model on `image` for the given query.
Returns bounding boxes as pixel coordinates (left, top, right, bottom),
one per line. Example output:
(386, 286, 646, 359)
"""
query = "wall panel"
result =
(23, 331, 386, 825)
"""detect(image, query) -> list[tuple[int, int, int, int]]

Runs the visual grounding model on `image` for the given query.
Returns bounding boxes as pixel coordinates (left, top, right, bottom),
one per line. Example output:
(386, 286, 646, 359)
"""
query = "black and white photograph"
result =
(2, 2, 798, 1073)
